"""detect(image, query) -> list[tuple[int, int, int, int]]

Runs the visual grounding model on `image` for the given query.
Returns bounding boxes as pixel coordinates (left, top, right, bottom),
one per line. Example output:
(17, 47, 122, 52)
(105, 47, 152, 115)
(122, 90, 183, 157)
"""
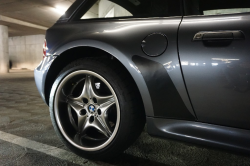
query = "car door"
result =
(178, 0, 250, 129)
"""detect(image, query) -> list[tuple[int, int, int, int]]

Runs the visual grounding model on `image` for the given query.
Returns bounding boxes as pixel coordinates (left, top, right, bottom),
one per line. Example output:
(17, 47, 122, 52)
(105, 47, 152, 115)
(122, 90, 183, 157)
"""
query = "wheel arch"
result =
(45, 44, 154, 116)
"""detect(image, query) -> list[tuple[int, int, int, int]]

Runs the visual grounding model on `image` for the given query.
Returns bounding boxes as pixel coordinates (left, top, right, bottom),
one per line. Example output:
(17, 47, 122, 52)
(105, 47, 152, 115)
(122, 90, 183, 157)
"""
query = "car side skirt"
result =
(147, 117, 250, 153)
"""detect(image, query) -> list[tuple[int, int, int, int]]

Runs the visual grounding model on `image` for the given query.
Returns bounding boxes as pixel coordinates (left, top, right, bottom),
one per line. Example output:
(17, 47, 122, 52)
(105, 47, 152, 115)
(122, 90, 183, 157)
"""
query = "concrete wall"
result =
(99, 0, 132, 18)
(204, 8, 250, 15)
(82, 0, 132, 19)
(8, 35, 44, 70)
(0, 25, 9, 73)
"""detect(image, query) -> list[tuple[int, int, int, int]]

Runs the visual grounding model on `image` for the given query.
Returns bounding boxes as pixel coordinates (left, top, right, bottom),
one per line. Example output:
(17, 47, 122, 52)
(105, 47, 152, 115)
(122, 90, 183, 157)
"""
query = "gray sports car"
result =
(34, 0, 250, 160)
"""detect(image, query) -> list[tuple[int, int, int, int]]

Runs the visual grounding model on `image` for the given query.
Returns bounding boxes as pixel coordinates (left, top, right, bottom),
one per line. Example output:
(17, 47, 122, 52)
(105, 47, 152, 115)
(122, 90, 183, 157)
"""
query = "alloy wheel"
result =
(54, 70, 120, 151)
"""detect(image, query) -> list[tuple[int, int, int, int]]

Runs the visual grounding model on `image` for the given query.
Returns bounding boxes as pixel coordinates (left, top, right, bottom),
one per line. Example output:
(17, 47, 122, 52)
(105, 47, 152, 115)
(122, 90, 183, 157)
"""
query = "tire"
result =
(49, 58, 145, 160)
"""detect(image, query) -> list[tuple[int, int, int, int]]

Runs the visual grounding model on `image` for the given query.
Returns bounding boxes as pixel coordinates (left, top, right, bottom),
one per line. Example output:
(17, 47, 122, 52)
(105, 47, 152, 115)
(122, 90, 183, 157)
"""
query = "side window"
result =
(74, 0, 181, 20)
(184, 0, 250, 16)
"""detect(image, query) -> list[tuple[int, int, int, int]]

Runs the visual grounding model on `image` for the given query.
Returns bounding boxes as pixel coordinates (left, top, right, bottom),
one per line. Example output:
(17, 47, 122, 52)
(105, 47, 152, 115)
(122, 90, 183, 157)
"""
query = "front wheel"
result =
(49, 58, 145, 160)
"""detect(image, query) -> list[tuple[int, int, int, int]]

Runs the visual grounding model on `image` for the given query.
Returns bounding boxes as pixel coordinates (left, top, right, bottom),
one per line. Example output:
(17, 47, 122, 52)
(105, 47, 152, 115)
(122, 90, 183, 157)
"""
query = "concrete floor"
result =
(0, 70, 250, 166)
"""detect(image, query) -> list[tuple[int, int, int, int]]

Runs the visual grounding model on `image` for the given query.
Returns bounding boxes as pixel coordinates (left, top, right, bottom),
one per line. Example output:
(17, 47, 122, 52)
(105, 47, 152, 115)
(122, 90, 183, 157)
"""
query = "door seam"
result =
(177, 16, 198, 120)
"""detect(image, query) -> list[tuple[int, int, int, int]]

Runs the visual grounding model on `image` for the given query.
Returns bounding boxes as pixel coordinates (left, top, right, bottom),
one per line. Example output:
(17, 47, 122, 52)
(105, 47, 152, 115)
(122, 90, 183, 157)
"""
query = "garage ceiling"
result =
(0, 0, 76, 37)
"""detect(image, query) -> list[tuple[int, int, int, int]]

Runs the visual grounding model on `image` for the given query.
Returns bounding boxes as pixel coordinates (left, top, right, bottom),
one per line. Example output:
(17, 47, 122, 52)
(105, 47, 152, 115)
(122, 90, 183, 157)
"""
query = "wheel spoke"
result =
(80, 75, 93, 99)
(98, 97, 115, 113)
(94, 116, 112, 138)
(67, 101, 88, 132)
(95, 95, 114, 106)
(61, 89, 84, 113)
(78, 116, 111, 138)
(73, 133, 82, 145)
(80, 75, 114, 105)
(67, 105, 78, 131)
(78, 115, 88, 133)
(67, 97, 84, 113)
(95, 97, 115, 137)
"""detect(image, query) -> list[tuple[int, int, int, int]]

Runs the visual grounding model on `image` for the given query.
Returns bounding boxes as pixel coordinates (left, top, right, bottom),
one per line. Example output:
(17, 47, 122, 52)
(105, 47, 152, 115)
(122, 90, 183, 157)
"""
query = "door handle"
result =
(193, 30, 245, 41)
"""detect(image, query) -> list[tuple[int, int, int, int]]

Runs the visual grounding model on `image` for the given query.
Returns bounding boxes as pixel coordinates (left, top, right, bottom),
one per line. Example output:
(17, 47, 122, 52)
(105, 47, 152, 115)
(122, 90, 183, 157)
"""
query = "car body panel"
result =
(44, 17, 196, 118)
(34, 56, 56, 103)
(133, 55, 195, 120)
(179, 13, 250, 129)
(34, 64, 47, 103)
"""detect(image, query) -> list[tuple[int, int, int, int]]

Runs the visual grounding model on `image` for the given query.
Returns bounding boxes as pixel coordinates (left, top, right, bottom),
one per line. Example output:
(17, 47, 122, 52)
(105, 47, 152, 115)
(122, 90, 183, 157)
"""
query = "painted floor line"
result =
(0, 131, 87, 165)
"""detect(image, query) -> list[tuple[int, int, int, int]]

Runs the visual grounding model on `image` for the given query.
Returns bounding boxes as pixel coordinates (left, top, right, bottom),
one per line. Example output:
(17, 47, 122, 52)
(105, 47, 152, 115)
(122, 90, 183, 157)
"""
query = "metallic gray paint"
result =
(34, 56, 56, 104)
(44, 17, 194, 117)
(141, 33, 168, 57)
(179, 13, 250, 129)
(133, 55, 195, 120)
(33, 1, 250, 154)
(147, 117, 250, 153)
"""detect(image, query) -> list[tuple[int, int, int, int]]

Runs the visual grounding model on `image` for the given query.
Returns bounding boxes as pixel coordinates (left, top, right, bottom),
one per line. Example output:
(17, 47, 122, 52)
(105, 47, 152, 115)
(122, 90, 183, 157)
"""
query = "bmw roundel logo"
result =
(88, 105, 95, 112)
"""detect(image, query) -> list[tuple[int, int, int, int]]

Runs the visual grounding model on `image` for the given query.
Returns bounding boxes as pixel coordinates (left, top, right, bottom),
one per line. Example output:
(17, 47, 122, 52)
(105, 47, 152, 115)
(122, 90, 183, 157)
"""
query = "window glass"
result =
(184, 0, 250, 16)
(75, 0, 181, 20)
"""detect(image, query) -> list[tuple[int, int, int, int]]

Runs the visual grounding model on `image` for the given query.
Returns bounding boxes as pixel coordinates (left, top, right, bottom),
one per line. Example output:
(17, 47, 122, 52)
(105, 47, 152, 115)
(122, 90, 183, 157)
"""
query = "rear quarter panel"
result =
(46, 18, 195, 119)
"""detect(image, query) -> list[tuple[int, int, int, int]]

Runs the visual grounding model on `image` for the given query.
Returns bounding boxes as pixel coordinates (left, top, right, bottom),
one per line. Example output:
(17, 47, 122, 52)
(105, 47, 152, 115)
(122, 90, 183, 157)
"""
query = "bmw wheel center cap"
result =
(88, 105, 96, 113)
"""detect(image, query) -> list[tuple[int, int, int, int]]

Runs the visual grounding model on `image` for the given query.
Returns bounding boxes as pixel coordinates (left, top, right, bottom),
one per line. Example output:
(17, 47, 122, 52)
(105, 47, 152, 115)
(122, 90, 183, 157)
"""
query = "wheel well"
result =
(44, 47, 143, 110)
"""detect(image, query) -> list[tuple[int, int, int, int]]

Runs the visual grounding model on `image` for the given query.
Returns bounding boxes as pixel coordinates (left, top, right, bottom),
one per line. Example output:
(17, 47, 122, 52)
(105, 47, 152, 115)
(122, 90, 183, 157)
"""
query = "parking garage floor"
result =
(0, 69, 250, 166)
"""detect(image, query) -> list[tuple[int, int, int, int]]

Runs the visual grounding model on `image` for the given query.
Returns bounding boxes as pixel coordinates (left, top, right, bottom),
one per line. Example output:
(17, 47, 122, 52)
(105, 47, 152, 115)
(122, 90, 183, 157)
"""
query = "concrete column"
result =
(0, 25, 9, 73)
